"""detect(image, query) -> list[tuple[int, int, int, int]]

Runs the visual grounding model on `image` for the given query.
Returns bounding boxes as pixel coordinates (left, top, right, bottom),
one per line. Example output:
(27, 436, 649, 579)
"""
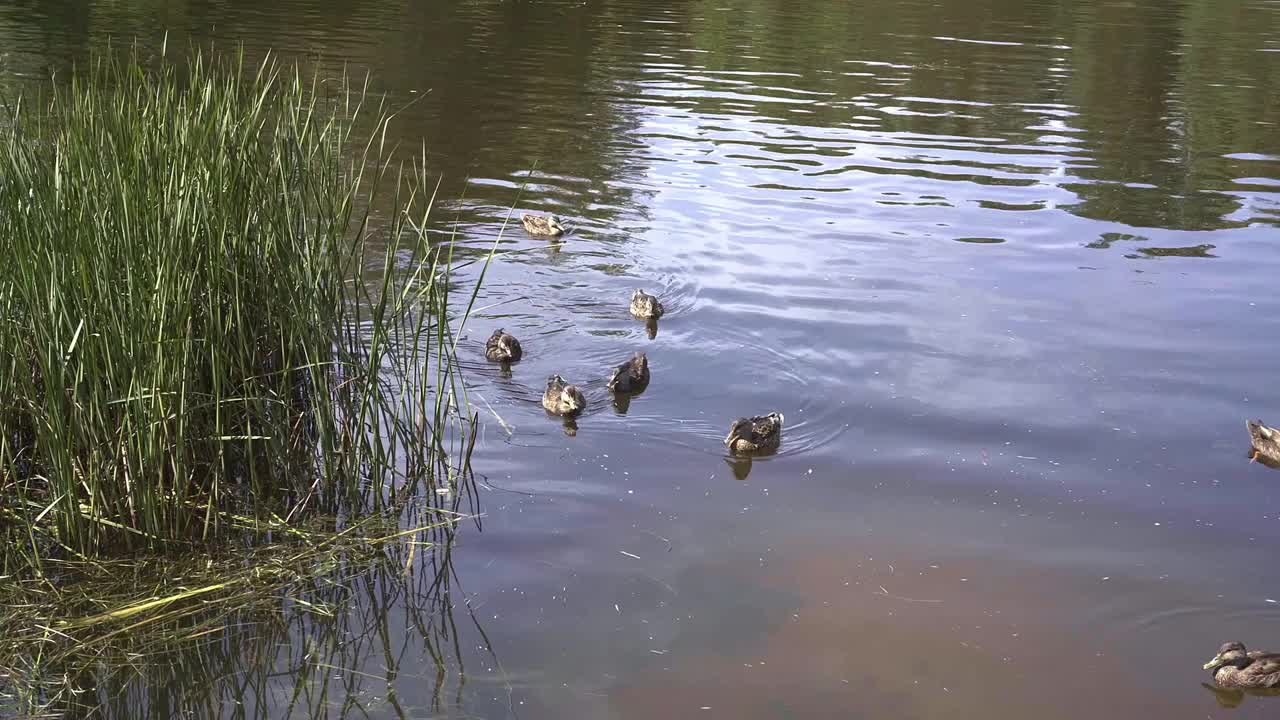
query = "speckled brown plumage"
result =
(1205, 642, 1280, 688)
(542, 375, 585, 416)
(629, 289, 664, 319)
(485, 329, 522, 362)
(724, 412, 783, 454)
(521, 214, 565, 237)
(1247, 420, 1280, 466)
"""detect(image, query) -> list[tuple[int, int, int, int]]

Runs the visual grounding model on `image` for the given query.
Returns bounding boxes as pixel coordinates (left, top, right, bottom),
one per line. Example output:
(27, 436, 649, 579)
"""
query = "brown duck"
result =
(1247, 420, 1280, 465)
(724, 412, 783, 454)
(521, 214, 565, 237)
(607, 353, 650, 394)
(629, 289, 665, 320)
(485, 329, 522, 362)
(1205, 642, 1280, 688)
(542, 375, 585, 416)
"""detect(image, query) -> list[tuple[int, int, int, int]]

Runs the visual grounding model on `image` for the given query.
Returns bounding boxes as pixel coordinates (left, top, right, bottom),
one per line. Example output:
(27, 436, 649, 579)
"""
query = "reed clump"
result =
(0, 47, 475, 570)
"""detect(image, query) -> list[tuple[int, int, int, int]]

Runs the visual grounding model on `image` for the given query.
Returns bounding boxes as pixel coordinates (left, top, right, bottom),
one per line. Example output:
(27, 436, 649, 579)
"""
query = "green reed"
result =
(0, 47, 477, 569)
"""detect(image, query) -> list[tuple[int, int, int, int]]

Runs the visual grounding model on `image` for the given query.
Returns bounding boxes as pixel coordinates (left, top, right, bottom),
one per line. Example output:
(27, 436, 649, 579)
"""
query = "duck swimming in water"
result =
(542, 375, 585, 416)
(607, 353, 650, 394)
(724, 412, 783, 454)
(484, 329, 523, 362)
(521, 214, 565, 237)
(1247, 420, 1280, 466)
(1204, 642, 1280, 688)
(629, 289, 664, 319)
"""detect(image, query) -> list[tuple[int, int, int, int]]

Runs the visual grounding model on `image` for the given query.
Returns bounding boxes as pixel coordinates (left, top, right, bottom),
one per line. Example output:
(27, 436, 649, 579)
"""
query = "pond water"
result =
(5, 0, 1280, 717)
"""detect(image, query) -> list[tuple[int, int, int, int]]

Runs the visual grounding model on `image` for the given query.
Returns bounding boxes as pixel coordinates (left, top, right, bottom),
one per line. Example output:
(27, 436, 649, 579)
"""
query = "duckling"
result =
(521, 214, 565, 237)
(630, 289, 665, 319)
(542, 375, 585, 416)
(484, 329, 523, 363)
(1247, 420, 1280, 465)
(724, 412, 783, 454)
(1205, 642, 1280, 688)
(607, 353, 650, 394)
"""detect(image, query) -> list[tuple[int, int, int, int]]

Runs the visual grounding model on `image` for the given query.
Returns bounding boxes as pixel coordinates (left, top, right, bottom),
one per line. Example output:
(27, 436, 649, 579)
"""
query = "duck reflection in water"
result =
(561, 417, 578, 437)
(725, 456, 753, 480)
(611, 392, 632, 415)
(1201, 683, 1280, 709)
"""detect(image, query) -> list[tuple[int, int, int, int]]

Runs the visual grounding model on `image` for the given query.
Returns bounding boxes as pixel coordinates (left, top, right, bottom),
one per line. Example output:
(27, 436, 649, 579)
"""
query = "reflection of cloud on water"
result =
(607, 540, 1208, 720)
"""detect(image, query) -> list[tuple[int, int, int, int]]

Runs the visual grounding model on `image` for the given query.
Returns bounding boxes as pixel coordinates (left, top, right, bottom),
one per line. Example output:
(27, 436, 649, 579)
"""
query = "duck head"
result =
(498, 332, 518, 355)
(724, 417, 752, 447)
(1205, 642, 1250, 672)
(606, 365, 626, 391)
(1248, 420, 1275, 453)
(561, 389, 582, 412)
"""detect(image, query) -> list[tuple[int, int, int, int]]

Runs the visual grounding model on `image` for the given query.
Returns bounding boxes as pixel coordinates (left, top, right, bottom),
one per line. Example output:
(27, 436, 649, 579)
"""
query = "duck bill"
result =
(1203, 655, 1224, 671)
(724, 430, 740, 446)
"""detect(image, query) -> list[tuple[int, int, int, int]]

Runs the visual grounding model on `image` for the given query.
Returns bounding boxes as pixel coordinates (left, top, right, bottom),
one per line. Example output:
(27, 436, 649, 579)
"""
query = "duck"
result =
(629, 289, 665, 319)
(1204, 642, 1280, 688)
(542, 375, 585, 416)
(607, 353, 650, 394)
(484, 329, 523, 362)
(521, 214, 565, 237)
(1247, 420, 1280, 465)
(724, 412, 783, 454)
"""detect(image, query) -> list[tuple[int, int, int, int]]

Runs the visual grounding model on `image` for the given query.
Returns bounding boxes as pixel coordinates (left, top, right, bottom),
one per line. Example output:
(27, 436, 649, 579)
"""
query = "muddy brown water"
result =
(4, 0, 1280, 717)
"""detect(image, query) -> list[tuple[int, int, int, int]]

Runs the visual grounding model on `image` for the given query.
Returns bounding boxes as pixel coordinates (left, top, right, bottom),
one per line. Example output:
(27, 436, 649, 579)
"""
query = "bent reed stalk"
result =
(0, 47, 477, 570)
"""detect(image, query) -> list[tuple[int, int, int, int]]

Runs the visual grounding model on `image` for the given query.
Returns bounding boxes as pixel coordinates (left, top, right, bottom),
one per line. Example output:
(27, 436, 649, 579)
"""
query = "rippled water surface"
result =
(5, 0, 1280, 717)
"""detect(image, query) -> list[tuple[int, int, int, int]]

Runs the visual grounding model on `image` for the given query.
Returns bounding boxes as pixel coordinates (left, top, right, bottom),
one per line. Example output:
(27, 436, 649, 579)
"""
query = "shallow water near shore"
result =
(4, 0, 1280, 717)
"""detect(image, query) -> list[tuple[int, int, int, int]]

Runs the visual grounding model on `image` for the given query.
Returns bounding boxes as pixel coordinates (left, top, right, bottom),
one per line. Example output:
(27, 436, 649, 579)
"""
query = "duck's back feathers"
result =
(485, 329, 523, 362)
(607, 353, 650, 393)
(629, 289, 665, 319)
(725, 412, 783, 454)
(1223, 655, 1280, 688)
(1249, 420, 1276, 442)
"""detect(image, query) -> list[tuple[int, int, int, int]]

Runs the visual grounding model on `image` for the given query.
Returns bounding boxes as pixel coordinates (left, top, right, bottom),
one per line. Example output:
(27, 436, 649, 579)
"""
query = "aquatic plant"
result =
(0, 499, 485, 717)
(0, 48, 478, 565)
(0, 44, 491, 715)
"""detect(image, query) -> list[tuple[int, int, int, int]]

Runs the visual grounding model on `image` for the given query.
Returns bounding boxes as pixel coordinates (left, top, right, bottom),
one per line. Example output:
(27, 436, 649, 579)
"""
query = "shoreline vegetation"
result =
(0, 48, 483, 714)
